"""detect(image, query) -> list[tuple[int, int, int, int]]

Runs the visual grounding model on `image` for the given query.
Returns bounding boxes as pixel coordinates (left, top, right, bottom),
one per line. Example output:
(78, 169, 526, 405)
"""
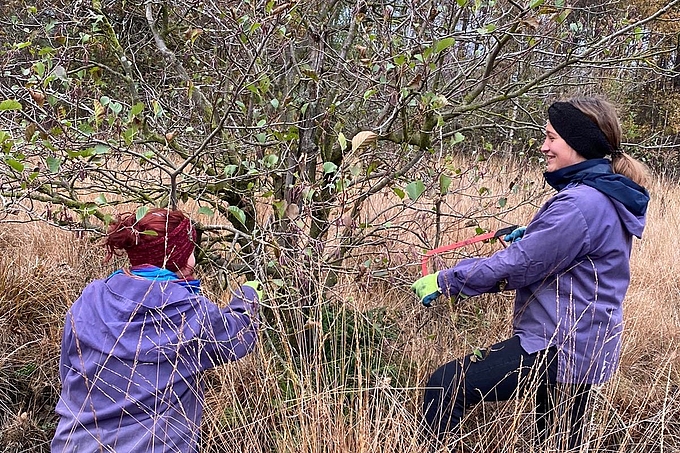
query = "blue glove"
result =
(504, 226, 526, 243)
(411, 272, 441, 307)
(243, 280, 263, 301)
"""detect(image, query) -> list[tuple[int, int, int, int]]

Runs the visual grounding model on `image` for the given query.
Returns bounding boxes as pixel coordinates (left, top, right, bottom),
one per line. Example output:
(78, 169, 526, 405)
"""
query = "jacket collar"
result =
(544, 159, 649, 217)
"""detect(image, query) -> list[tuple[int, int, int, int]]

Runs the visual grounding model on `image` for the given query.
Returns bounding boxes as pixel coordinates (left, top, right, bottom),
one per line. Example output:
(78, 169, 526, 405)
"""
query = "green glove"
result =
(243, 280, 263, 301)
(411, 272, 442, 307)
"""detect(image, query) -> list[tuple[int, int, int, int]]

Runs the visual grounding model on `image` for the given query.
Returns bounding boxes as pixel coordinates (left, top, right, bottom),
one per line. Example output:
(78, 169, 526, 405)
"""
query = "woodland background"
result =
(0, 0, 679, 452)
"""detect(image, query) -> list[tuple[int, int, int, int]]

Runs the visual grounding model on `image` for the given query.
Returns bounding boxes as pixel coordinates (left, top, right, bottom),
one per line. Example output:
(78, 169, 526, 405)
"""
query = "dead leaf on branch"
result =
(351, 131, 378, 152)
(521, 17, 540, 31)
(29, 89, 45, 107)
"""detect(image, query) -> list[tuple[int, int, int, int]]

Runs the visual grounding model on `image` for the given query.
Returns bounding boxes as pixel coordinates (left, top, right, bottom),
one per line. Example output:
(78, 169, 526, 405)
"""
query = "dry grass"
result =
(0, 157, 678, 453)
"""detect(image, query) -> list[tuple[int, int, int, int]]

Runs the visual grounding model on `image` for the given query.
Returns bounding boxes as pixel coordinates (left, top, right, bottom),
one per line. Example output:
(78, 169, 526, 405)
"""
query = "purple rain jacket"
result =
(437, 161, 647, 385)
(51, 273, 259, 453)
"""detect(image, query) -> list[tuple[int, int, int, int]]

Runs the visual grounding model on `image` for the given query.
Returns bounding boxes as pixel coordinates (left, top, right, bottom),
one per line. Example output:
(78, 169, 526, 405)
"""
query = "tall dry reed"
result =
(0, 157, 678, 453)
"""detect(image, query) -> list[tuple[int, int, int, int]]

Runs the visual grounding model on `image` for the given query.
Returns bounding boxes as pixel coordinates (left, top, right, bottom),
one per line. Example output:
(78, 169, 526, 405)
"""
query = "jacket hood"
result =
(68, 274, 201, 361)
(544, 159, 650, 219)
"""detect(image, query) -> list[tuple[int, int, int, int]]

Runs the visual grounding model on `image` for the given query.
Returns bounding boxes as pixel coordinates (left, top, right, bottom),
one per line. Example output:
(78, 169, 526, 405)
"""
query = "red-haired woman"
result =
(51, 208, 261, 452)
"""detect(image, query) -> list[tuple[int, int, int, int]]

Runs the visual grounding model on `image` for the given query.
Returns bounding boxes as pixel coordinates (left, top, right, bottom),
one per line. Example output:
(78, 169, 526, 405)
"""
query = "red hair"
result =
(105, 208, 196, 272)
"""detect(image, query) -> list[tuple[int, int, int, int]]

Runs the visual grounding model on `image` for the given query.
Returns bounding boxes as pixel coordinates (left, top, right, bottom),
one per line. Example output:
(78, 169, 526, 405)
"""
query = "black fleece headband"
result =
(548, 102, 614, 160)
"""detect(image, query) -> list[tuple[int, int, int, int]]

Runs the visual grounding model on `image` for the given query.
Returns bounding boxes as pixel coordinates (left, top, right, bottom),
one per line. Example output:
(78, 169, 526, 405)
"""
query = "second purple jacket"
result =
(51, 273, 259, 452)
(437, 183, 645, 384)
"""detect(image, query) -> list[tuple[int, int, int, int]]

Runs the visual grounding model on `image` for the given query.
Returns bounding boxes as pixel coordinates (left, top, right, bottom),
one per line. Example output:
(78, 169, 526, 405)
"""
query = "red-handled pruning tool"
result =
(420, 225, 518, 277)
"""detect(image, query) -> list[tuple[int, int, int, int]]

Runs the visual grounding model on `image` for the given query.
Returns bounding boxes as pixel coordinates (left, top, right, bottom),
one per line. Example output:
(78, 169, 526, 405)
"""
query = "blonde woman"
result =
(412, 96, 650, 450)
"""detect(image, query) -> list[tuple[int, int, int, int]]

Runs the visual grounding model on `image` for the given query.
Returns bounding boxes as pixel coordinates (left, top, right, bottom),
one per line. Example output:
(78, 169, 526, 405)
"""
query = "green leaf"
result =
(498, 197, 507, 208)
(302, 187, 315, 202)
(130, 102, 145, 117)
(349, 163, 361, 177)
(152, 100, 163, 117)
(338, 132, 347, 151)
(451, 132, 465, 145)
(198, 206, 215, 217)
(272, 199, 287, 219)
(335, 178, 348, 192)
(46, 156, 61, 173)
(393, 54, 407, 66)
(477, 24, 497, 34)
(14, 41, 32, 50)
(34, 61, 45, 76)
(405, 180, 426, 201)
(392, 187, 405, 199)
(434, 37, 455, 54)
(323, 162, 338, 174)
(471, 347, 484, 362)
(93, 144, 109, 155)
(109, 102, 123, 115)
(136, 206, 149, 222)
(224, 164, 238, 176)
(6, 158, 24, 172)
(529, 0, 544, 7)
(41, 139, 56, 152)
(439, 174, 452, 195)
(122, 127, 136, 145)
(634, 26, 643, 40)
(0, 100, 22, 111)
(270, 98, 279, 109)
(363, 89, 377, 100)
(139, 230, 158, 236)
(228, 206, 247, 225)
(366, 161, 378, 176)
(263, 154, 279, 168)
(94, 194, 108, 206)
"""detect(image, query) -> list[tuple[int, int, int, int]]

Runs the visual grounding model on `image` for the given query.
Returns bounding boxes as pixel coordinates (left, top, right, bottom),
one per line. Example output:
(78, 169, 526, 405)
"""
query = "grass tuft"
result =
(1, 158, 678, 452)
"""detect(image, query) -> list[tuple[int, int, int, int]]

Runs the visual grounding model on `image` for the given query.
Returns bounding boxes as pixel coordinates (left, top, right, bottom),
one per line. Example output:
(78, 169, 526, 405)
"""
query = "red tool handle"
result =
(421, 225, 518, 276)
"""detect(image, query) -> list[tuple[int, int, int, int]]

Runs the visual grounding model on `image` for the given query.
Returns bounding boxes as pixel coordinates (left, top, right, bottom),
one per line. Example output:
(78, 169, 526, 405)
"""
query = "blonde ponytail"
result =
(611, 152, 651, 188)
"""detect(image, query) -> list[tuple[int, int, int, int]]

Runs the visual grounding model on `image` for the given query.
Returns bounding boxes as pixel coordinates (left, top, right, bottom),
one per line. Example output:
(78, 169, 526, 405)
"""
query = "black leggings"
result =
(423, 336, 591, 450)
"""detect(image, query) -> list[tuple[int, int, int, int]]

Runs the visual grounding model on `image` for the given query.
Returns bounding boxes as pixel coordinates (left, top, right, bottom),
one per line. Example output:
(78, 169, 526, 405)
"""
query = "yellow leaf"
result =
(25, 123, 37, 141)
(94, 100, 105, 126)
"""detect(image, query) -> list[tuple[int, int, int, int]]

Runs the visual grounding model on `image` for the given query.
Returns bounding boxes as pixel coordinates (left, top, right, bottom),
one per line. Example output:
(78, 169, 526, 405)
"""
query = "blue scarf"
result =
(544, 159, 649, 217)
(110, 265, 202, 294)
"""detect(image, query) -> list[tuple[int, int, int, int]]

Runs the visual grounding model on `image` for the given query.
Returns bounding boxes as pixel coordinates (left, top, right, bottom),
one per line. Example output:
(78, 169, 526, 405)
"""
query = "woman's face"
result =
(541, 121, 586, 172)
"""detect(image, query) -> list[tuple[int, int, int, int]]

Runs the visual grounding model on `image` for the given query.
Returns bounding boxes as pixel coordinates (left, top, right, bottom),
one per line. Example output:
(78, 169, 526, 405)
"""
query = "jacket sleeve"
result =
(198, 285, 260, 369)
(437, 196, 590, 298)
